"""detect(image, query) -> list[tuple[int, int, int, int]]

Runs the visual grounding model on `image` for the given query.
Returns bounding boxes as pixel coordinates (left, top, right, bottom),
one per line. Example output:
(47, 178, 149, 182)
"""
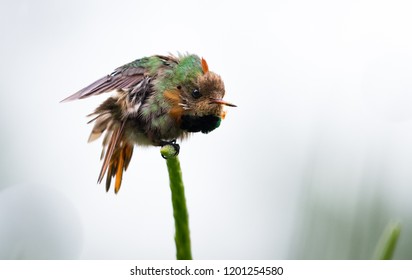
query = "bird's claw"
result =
(161, 140, 180, 159)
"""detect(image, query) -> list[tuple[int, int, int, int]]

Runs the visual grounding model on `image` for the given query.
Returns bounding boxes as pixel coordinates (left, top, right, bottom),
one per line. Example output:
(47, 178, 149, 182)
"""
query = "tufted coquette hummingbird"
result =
(63, 54, 236, 193)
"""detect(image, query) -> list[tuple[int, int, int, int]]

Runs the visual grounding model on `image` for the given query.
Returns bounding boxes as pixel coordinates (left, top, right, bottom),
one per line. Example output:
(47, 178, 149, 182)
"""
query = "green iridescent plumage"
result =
(155, 55, 203, 93)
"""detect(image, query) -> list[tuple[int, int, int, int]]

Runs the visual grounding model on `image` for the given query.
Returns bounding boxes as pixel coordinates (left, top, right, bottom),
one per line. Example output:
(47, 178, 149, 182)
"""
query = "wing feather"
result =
(61, 66, 146, 102)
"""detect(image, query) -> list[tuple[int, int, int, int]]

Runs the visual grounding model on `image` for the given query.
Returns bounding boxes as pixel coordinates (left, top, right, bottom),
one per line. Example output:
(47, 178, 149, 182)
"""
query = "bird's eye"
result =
(191, 89, 202, 99)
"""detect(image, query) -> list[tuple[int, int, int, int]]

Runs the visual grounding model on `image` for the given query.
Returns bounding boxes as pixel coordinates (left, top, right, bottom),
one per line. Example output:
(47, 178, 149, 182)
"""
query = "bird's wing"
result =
(62, 61, 147, 102)
(62, 55, 180, 102)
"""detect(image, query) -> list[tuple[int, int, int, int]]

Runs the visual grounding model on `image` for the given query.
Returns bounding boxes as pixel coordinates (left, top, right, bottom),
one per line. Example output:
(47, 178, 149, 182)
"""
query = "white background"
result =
(1, 0, 412, 259)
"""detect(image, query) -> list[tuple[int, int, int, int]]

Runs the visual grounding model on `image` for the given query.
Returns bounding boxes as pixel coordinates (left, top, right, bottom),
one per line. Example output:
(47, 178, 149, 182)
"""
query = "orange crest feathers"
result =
(201, 57, 209, 73)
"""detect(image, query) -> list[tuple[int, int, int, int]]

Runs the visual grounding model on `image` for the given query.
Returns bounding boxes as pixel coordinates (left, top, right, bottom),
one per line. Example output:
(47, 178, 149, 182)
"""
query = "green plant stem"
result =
(373, 221, 401, 260)
(161, 145, 193, 260)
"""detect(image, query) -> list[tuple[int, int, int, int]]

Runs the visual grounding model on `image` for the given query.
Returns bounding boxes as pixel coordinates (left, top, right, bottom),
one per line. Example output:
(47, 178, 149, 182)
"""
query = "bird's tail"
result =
(88, 97, 134, 193)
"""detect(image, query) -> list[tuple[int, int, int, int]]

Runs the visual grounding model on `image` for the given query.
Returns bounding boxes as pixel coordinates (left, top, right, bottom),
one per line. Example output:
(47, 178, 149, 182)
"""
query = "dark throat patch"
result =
(180, 115, 221, 134)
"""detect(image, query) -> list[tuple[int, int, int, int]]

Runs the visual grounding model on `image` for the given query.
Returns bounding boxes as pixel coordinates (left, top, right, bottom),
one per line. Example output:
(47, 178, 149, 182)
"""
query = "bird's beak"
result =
(209, 98, 237, 107)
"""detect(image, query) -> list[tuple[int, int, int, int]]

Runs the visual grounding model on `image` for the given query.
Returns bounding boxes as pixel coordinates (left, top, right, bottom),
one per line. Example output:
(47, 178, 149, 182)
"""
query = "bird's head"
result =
(176, 58, 235, 112)
(174, 57, 236, 133)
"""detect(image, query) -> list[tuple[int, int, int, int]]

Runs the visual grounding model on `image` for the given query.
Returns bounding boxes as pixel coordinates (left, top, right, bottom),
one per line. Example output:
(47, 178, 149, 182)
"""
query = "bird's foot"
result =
(160, 139, 180, 159)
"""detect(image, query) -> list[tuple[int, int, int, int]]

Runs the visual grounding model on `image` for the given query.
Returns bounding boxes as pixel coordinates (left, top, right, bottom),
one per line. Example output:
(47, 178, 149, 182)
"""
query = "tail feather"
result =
(115, 147, 125, 193)
(102, 137, 134, 194)
(105, 159, 115, 192)
(95, 120, 134, 193)
(98, 121, 125, 185)
(88, 114, 111, 143)
(123, 144, 134, 171)
(80, 93, 137, 193)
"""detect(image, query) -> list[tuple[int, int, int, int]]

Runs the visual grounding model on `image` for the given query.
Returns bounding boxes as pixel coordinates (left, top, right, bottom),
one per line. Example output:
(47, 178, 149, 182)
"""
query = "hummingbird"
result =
(63, 54, 236, 193)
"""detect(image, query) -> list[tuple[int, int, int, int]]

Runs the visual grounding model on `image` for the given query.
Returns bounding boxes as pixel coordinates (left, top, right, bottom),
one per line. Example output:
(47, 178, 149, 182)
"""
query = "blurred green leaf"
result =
(373, 221, 401, 260)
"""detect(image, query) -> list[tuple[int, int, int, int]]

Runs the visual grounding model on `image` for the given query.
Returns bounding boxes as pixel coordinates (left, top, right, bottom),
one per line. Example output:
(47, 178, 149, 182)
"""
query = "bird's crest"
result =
(201, 57, 209, 73)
